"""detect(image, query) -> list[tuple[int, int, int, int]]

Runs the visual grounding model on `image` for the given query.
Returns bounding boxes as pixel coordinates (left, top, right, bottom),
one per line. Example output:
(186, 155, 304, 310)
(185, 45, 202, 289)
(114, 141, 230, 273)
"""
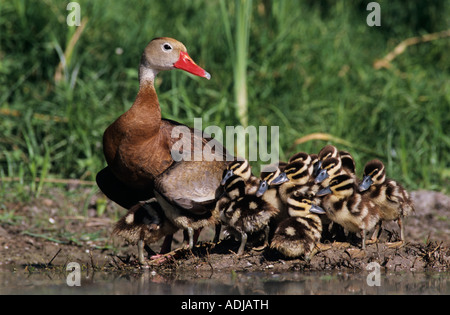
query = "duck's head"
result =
(287, 195, 324, 216)
(221, 159, 251, 186)
(140, 37, 210, 82)
(223, 174, 246, 200)
(359, 159, 385, 192)
(316, 173, 355, 199)
(314, 157, 342, 184)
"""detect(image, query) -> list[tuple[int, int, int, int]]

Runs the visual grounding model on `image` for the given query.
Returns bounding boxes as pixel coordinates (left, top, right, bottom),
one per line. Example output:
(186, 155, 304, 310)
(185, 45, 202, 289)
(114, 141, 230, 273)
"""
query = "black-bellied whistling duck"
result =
(97, 37, 232, 252)
(113, 198, 178, 264)
(359, 159, 414, 247)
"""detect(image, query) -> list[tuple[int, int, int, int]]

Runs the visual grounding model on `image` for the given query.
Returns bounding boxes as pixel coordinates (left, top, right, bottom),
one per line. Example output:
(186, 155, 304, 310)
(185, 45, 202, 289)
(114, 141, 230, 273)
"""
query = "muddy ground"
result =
(0, 187, 449, 274)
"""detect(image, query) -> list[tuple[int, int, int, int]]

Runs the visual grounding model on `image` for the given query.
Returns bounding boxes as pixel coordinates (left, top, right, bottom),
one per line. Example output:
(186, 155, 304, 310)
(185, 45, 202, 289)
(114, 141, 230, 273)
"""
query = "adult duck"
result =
(97, 37, 232, 246)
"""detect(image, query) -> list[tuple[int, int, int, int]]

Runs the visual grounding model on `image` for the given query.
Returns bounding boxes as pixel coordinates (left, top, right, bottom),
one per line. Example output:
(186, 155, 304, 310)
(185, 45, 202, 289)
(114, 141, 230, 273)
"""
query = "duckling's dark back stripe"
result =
(288, 204, 306, 212)
(334, 183, 354, 191)
(291, 169, 309, 180)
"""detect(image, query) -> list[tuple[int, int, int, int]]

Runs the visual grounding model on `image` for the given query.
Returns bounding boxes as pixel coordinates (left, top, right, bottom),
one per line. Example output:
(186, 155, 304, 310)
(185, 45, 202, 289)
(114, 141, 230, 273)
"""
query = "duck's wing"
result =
(154, 160, 227, 215)
(161, 118, 234, 162)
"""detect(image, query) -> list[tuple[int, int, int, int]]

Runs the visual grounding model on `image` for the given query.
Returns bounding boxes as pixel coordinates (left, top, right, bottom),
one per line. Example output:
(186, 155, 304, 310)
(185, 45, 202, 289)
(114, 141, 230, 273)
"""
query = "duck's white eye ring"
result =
(162, 43, 173, 52)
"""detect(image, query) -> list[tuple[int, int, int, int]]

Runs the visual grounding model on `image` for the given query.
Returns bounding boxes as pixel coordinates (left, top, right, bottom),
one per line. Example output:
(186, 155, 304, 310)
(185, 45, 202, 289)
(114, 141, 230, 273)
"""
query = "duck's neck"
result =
(127, 67, 162, 137)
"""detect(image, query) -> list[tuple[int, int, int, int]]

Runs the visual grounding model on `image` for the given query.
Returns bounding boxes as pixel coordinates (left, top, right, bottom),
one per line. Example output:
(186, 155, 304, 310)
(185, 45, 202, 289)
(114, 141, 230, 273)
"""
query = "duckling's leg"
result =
(237, 232, 248, 255)
(187, 227, 194, 248)
(137, 239, 146, 264)
(160, 234, 173, 254)
(399, 216, 405, 242)
(253, 226, 270, 251)
(361, 230, 367, 250)
(213, 223, 221, 243)
(386, 217, 405, 248)
(368, 221, 382, 244)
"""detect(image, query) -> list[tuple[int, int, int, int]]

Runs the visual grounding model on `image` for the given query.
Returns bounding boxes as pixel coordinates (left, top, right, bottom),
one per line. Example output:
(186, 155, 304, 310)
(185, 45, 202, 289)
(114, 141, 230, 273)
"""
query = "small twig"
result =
(374, 29, 450, 70)
(47, 248, 62, 266)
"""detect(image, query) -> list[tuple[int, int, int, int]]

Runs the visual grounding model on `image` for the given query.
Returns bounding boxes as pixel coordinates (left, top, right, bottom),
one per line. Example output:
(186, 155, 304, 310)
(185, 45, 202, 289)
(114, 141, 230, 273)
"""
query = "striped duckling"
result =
(113, 198, 178, 264)
(270, 195, 325, 260)
(314, 150, 357, 187)
(219, 175, 279, 255)
(359, 159, 414, 247)
(271, 159, 319, 205)
(221, 159, 260, 195)
(311, 173, 380, 250)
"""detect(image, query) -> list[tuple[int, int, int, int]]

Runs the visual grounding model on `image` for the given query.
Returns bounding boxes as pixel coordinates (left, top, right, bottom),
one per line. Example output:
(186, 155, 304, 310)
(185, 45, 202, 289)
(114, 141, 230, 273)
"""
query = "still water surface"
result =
(1, 266, 448, 295)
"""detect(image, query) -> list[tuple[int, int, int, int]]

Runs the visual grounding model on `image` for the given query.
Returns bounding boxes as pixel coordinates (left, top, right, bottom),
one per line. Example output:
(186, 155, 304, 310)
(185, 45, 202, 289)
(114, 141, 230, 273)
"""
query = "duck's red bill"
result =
(174, 51, 211, 80)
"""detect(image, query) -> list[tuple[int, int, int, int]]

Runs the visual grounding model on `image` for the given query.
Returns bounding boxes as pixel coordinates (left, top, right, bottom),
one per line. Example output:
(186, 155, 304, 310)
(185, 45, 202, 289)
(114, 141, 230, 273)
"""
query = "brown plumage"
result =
(113, 198, 178, 264)
(359, 159, 414, 245)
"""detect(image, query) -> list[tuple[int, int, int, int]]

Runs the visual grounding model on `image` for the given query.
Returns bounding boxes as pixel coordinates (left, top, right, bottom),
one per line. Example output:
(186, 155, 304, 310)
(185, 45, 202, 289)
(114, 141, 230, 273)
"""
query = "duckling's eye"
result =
(162, 43, 173, 52)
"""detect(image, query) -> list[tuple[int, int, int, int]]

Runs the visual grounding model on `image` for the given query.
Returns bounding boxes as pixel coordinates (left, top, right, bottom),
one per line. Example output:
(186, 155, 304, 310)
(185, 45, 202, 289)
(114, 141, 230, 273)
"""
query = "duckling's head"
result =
(288, 152, 311, 164)
(256, 166, 282, 197)
(359, 159, 386, 192)
(223, 174, 246, 200)
(317, 173, 355, 199)
(287, 195, 325, 216)
(318, 145, 339, 162)
(309, 154, 321, 177)
(314, 157, 342, 184)
(282, 161, 312, 185)
(339, 150, 356, 174)
(221, 159, 252, 185)
(140, 37, 210, 83)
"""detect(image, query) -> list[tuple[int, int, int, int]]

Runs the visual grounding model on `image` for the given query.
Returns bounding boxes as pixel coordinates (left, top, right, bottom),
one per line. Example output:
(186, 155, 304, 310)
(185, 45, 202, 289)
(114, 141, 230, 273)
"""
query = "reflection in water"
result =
(1, 266, 449, 295)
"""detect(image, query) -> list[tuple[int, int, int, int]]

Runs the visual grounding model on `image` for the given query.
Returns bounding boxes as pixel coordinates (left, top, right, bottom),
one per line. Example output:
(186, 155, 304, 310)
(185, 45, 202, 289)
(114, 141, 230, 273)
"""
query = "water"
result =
(1, 266, 449, 295)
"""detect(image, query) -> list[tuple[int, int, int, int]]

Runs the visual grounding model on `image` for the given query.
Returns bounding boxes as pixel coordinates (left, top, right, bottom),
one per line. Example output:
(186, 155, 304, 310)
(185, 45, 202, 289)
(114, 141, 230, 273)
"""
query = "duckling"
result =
(315, 151, 358, 187)
(271, 160, 319, 204)
(339, 150, 356, 175)
(113, 198, 178, 264)
(311, 174, 380, 250)
(221, 159, 260, 195)
(270, 196, 324, 260)
(317, 145, 339, 170)
(256, 163, 289, 239)
(359, 159, 414, 246)
(268, 159, 339, 241)
(219, 175, 279, 255)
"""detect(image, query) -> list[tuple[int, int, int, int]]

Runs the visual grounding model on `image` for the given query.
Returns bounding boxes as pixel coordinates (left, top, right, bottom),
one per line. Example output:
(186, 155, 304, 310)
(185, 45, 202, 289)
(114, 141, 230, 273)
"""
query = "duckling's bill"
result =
(270, 172, 289, 185)
(221, 169, 234, 186)
(309, 204, 326, 215)
(358, 175, 373, 192)
(316, 186, 332, 196)
(256, 180, 268, 197)
(314, 168, 329, 184)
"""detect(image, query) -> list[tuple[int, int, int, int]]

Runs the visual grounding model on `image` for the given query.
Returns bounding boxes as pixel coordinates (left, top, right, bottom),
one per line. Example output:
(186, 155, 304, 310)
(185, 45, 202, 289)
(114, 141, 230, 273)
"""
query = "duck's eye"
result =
(162, 43, 173, 52)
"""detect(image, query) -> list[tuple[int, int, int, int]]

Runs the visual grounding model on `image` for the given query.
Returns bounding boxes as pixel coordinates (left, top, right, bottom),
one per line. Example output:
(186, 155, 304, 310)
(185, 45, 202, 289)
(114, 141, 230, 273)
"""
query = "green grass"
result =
(0, 0, 449, 198)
